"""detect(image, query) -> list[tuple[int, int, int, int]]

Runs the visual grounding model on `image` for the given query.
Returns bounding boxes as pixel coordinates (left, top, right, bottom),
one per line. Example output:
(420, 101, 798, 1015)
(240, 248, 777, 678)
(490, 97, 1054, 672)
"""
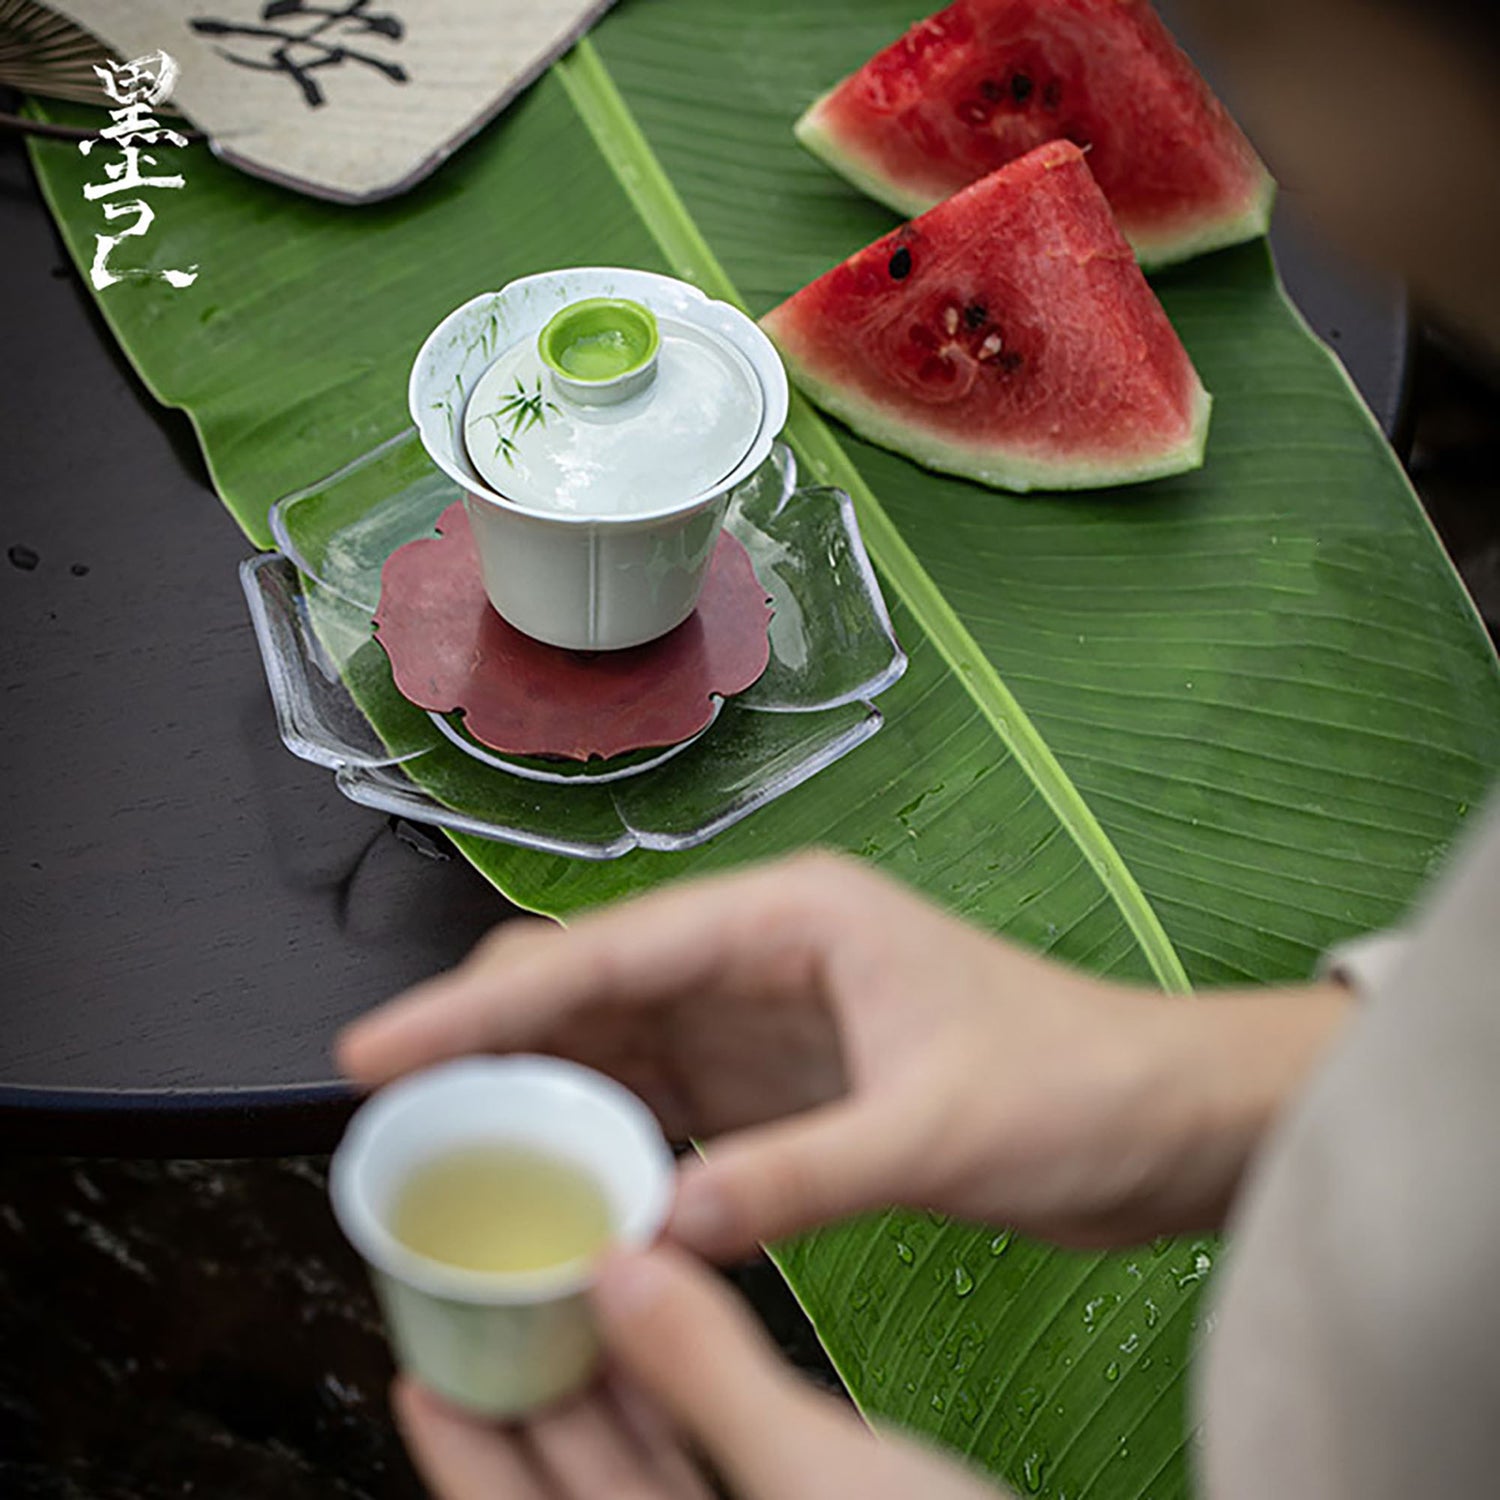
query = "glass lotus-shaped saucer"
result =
(241, 435, 906, 859)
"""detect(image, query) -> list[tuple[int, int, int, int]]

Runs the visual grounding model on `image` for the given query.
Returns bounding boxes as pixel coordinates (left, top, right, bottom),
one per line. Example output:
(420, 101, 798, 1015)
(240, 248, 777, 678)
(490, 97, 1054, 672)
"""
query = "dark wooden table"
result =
(0, 126, 1410, 1157)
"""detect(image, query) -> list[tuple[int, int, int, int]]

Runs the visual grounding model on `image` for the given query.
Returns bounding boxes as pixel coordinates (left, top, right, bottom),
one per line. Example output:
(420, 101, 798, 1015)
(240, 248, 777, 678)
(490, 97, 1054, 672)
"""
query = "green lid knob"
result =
(538, 297, 660, 405)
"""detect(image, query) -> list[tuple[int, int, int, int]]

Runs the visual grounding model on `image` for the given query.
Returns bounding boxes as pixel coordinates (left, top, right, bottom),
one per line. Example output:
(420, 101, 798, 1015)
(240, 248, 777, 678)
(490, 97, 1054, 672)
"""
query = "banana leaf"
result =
(26, 0, 1500, 1493)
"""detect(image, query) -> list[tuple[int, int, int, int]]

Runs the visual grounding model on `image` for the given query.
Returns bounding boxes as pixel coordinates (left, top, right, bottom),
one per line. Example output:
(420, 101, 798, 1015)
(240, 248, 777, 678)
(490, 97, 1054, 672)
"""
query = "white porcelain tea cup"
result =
(329, 1055, 674, 1417)
(409, 268, 788, 652)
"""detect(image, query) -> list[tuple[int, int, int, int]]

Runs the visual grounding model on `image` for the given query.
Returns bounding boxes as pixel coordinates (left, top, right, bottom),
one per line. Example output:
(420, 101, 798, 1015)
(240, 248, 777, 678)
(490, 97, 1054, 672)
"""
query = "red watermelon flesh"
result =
(797, 0, 1274, 269)
(760, 140, 1211, 492)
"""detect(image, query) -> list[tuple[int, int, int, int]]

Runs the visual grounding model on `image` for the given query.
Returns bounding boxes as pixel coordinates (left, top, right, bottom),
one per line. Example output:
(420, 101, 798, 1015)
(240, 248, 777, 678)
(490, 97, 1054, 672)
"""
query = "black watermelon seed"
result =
(1011, 73, 1033, 104)
(1000, 351, 1025, 373)
(888, 246, 913, 280)
(963, 302, 988, 329)
(8, 544, 39, 571)
(70, 563, 90, 577)
(1043, 79, 1062, 110)
(979, 77, 1003, 102)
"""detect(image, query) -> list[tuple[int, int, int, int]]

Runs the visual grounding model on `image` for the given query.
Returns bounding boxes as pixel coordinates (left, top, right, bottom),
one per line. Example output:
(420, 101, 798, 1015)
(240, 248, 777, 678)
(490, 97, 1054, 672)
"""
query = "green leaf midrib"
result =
(554, 37, 1191, 994)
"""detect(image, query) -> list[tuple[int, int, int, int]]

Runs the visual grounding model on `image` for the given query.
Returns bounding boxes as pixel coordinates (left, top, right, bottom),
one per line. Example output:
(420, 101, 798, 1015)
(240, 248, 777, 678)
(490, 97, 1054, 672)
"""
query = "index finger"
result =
(391, 1379, 547, 1500)
(335, 855, 839, 1089)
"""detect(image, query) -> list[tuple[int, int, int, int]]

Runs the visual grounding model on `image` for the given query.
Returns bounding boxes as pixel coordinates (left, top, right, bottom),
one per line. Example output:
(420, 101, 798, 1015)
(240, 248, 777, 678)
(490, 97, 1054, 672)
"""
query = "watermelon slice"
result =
(796, 0, 1275, 269)
(761, 140, 1211, 493)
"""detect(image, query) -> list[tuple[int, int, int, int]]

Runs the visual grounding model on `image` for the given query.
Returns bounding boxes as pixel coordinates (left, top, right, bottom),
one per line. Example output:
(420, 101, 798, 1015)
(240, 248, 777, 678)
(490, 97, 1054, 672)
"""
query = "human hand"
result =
(340, 854, 1350, 1253)
(394, 1243, 1006, 1500)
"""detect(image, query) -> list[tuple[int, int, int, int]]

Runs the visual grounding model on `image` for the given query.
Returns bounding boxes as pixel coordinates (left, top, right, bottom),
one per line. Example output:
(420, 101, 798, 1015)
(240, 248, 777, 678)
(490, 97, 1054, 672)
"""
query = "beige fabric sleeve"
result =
(1316, 929, 1411, 995)
(1197, 802, 1500, 1499)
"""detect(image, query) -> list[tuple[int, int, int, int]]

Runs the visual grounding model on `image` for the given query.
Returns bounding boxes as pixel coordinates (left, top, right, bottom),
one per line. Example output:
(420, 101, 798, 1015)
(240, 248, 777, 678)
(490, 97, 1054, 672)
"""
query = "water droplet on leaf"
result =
(1022, 1450, 1047, 1493)
(1175, 1246, 1214, 1289)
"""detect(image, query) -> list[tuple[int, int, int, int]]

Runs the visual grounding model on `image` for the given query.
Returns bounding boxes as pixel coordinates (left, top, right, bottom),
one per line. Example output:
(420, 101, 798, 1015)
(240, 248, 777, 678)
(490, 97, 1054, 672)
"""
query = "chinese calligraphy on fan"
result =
(79, 51, 199, 292)
(190, 1, 408, 109)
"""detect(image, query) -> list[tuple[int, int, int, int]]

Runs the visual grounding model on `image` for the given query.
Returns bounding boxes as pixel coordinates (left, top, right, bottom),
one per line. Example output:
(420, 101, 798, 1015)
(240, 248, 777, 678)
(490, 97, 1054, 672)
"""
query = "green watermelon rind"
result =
(1128, 170, 1277, 272)
(795, 93, 938, 219)
(794, 93, 1278, 273)
(768, 331, 1215, 493)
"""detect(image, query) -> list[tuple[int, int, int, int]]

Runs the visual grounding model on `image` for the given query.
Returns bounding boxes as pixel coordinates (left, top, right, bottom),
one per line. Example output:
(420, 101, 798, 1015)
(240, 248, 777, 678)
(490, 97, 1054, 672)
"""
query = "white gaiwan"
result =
(409, 269, 789, 652)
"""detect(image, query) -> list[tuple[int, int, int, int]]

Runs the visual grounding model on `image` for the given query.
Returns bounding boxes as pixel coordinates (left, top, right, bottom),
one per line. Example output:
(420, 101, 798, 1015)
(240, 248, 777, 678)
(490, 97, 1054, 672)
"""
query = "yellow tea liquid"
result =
(390, 1144, 612, 1274)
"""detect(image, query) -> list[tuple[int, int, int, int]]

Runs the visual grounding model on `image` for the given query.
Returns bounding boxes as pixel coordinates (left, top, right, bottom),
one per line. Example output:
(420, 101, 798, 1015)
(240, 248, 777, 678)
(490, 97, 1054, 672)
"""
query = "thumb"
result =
(592, 1245, 860, 1498)
(669, 1098, 923, 1260)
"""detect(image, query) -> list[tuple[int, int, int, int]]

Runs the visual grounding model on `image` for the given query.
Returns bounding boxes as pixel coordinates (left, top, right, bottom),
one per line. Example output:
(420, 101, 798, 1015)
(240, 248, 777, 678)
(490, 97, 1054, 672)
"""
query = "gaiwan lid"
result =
(462, 297, 764, 518)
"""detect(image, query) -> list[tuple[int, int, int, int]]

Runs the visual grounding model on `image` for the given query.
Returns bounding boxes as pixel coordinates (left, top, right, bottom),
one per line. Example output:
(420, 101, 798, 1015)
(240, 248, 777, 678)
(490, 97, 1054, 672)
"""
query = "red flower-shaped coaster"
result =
(374, 503, 773, 761)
